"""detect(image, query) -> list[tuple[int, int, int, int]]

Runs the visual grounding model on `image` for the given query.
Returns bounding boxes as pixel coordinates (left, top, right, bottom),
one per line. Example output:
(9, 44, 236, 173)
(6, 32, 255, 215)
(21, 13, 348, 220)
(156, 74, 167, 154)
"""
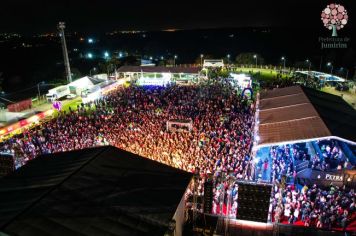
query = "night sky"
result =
(1, 0, 355, 33)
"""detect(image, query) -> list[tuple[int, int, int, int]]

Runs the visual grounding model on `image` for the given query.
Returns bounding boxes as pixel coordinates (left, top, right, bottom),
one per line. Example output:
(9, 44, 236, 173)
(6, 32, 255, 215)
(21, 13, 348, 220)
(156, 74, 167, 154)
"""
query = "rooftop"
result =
(0, 146, 192, 236)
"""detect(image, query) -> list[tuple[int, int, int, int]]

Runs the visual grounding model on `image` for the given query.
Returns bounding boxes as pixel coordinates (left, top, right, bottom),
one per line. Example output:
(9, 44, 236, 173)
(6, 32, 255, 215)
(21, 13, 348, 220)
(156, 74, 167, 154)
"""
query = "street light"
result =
(174, 55, 177, 66)
(227, 54, 231, 64)
(104, 51, 109, 59)
(281, 57, 286, 70)
(306, 59, 311, 79)
(88, 38, 94, 43)
(327, 62, 333, 75)
(160, 56, 164, 60)
(87, 53, 93, 59)
(254, 54, 258, 68)
(37, 81, 45, 100)
(340, 67, 349, 80)
(89, 67, 97, 76)
(200, 54, 204, 66)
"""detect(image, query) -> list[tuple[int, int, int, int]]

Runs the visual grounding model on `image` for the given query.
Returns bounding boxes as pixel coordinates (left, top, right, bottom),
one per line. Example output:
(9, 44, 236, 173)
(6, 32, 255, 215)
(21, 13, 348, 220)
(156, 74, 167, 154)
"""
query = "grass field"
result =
(231, 67, 290, 81)
(52, 97, 83, 117)
(322, 86, 356, 109)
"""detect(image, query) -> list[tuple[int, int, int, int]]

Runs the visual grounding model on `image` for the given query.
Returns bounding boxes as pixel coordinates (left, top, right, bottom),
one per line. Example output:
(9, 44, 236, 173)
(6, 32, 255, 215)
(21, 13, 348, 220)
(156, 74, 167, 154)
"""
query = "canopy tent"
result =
(0, 146, 192, 236)
(67, 76, 107, 95)
(295, 71, 346, 82)
(255, 86, 356, 148)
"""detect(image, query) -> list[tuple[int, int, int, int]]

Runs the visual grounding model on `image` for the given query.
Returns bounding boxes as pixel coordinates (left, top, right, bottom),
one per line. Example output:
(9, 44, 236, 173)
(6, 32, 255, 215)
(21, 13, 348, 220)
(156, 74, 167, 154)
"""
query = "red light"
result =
(20, 120, 28, 126)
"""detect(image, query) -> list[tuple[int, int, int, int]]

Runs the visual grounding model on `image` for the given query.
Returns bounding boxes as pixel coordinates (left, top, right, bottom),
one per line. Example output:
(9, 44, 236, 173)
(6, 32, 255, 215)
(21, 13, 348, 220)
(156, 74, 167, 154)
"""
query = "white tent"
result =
(68, 76, 95, 95)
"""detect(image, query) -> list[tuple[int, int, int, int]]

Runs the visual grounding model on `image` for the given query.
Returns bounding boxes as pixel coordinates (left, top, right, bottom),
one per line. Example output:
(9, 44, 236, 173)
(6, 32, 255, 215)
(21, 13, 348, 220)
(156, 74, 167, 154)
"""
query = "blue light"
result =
(104, 52, 109, 58)
(88, 38, 94, 43)
(87, 53, 93, 59)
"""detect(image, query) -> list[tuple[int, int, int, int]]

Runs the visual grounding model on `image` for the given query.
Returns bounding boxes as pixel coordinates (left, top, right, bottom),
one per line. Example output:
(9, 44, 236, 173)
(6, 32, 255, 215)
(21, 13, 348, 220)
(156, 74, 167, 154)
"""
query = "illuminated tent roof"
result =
(117, 66, 201, 74)
(0, 146, 192, 236)
(257, 86, 356, 147)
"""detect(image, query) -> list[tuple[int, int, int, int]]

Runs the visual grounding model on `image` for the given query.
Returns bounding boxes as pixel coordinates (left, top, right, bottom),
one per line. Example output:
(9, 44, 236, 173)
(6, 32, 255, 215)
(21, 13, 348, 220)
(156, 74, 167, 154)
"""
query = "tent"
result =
(255, 86, 356, 148)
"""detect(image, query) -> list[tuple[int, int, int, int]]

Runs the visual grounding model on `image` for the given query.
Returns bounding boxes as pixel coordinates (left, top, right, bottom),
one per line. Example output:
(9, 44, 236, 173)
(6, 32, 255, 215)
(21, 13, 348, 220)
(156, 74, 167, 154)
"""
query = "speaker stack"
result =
(236, 182, 272, 223)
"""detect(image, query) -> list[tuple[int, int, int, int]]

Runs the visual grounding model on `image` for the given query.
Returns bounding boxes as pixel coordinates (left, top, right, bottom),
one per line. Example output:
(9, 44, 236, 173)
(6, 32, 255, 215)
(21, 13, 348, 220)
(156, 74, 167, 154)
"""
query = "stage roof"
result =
(0, 146, 192, 236)
(257, 86, 356, 147)
(117, 66, 201, 74)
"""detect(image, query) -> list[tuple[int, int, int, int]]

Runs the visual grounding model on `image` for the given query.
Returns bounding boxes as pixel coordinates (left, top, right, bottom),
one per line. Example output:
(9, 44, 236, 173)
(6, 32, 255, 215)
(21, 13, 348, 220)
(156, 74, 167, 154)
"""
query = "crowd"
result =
(1, 77, 354, 231)
(272, 183, 355, 230)
(0, 80, 255, 216)
(269, 142, 355, 230)
(269, 144, 299, 184)
(313, 140, 350, 171)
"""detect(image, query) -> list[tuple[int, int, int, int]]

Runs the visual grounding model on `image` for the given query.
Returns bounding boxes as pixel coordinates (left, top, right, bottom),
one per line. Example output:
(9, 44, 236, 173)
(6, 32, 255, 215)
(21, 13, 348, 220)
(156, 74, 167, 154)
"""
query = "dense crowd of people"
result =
(313, 140, 350, 171)
(0, 80, 255, 216)
(272, 183, 355, 230)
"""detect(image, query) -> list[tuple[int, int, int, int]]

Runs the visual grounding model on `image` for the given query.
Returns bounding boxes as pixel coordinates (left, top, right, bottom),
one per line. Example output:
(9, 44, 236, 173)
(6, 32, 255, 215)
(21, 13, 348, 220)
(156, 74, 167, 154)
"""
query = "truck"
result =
(46, 85, 70, 102)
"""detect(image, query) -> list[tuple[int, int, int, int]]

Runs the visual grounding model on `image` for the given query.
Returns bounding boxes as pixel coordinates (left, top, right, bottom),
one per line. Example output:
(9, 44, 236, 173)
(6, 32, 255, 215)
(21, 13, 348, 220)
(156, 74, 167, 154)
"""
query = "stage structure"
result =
(117, 66, 201, 84)
(229, 73, 252, 89)
(137, 72, 172, 86)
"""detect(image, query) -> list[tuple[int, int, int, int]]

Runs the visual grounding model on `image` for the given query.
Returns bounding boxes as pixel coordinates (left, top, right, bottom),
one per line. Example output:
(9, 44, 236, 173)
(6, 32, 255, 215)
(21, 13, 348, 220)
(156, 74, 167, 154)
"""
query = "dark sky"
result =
(0, 0, 355, 33)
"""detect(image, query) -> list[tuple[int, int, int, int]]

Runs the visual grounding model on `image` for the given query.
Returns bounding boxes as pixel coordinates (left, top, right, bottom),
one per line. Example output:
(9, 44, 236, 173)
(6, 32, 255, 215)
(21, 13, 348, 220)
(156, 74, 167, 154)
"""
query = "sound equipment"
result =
(236, 182, 272, 223)
(203, 180, 213, 214)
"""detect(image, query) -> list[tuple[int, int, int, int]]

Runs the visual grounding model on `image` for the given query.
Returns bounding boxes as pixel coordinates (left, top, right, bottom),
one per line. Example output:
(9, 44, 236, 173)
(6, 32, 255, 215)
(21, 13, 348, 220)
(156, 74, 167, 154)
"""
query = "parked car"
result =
(336, 83, 349, 91)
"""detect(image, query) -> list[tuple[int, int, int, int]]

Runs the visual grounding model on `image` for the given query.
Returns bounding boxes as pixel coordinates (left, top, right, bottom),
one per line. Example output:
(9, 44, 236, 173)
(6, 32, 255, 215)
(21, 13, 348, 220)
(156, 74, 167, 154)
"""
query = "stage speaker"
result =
(203, 180, 213, 214)
(236, 182, 272, 223)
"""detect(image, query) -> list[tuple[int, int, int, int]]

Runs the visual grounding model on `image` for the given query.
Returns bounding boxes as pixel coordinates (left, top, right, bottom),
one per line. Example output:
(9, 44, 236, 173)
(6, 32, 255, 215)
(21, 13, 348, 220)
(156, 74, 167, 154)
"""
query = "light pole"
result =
(90, 67, 97, 77)
(281, 57, 286, 71)
(107, 64, 115, 77)
(346, 68, 349, 80)
(254, 54, 258, 68)
(174, 55, 177, 66)
(227, 54, 231, 65)
(306, 59, 311, 79)
(37, 81, 45, 100)
(200, 54, 204, 66)
(327, 62, 333, 75)
(57, 22, 72, 83)
(341, 67, 349, 80)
